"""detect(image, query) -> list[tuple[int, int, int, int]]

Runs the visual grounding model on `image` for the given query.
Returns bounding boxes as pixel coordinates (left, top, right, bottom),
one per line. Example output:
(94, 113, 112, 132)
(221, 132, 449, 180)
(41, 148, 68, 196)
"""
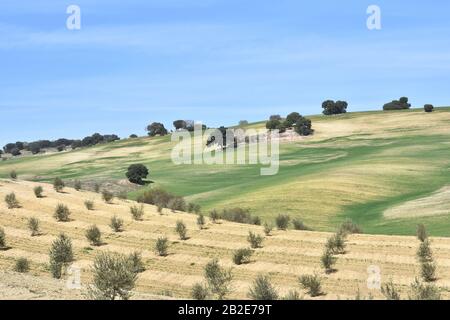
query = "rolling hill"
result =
(1, 108, 450, 236)
(1, 180, 450, 300)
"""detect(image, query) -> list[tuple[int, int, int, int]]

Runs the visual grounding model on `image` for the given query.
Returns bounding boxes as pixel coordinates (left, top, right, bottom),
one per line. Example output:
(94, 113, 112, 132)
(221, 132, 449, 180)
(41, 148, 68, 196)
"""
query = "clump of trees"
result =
(248, 275, 279, 300)
(383, 97, 411, 110)
(265, 112, 313, 136)
(49, 233, 74, 279)
(126, 164, 149, 185)
(147, 122, 168, 137)
(322, 100, 348, 115)
(424, 104, 434, 113)
(2, 134, 120, 157)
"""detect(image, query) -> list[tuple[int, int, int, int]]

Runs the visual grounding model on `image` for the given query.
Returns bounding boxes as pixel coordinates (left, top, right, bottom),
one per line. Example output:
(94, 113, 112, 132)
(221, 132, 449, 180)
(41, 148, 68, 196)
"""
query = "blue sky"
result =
(1, 0, 450, 146)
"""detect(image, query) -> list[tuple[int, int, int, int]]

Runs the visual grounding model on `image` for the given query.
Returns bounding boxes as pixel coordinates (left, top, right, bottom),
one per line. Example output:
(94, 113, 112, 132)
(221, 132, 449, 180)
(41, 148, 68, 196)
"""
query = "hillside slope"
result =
(1, 108, 450, 235)
(1, 180, 450, 299)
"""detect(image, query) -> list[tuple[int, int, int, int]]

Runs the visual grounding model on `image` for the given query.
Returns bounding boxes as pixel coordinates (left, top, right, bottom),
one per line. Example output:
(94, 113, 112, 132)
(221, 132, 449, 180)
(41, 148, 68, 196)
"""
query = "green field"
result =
(2, 107, 450, 236)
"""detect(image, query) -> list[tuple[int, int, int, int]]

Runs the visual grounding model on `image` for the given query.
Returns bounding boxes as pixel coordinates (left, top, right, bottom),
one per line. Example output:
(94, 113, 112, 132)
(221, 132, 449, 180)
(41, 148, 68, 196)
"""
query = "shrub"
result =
(283, 290, 303, 300)
(175, 220, 188, 240)
(117, 192, 128, 200)
(187, 203, 201, 213)
(53, 177, 65, 192)
(137, 188, 176, 207)
(197, 214, 206, 229)
(168, 197, 186, 212)
(275, 214, 290, 230)
(233, 248, 253, 265)
(409, 278, 440, 300)
(0, 227, 6, 248)
(14, 258, 30, 273)
(381, 280, 401, 300)
(191, 283, 209, 300)
(54, 204, 71, 222)
(220, 207, 260, 225)
(102, 190, 114, 203)
(263, 223, 273, 236)
(248, 275, 279, 300)
(34, 186, 44, 198)
(417, 239, 433, 263)
(210, 210, 220, 223)
(338, 219, 363, 235)
(84, 200, 94, 210)
(10, 170, 17, 180)
(28, 217, 40, 236)
(421, 262, 437, 282)
(130, 204, 144, 221)
(126, 164, 149, 185)
(292, 219, 310, 231)
(424, 104, 434, 113)
(49, 234, 73, 279)
(128, 251, 145, 273)
(321, 249, 337, 274)
(155, 237, 169, 256)
(74, 180, 82, 191)
(417, 224, 428, 242)
(86, 225, 102, 246)
(204, 258, 233, 300)
(88, 251, 137, 300)
(157, 204, 163, 215)
(299, 274, 322, 297)
(5, 192, 20, 209)
(110, 216, 124, 232)
(247, 231, 264, 249)
(94, 183, 101, 193)
(325, 233, 346, 254)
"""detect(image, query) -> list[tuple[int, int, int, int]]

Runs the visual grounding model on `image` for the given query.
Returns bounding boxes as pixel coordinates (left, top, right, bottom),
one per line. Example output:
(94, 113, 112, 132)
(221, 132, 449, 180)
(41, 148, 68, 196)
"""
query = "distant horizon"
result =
(2, 0, 450, 146)
(2, 104, 448, 147)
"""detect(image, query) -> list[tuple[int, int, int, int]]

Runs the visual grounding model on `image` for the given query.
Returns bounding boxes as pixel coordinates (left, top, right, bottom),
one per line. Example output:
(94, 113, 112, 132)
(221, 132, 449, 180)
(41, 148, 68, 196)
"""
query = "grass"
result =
(2, 107, 450, 236)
